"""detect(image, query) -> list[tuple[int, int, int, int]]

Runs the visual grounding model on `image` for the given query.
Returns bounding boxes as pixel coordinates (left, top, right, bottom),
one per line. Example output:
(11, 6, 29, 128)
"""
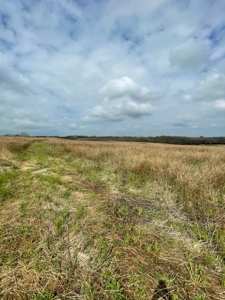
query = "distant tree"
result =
(21, 132, 29, 137)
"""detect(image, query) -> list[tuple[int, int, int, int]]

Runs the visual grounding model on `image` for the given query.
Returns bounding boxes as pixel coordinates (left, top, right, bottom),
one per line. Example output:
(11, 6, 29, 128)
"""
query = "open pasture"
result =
(0, 137, 225, 299)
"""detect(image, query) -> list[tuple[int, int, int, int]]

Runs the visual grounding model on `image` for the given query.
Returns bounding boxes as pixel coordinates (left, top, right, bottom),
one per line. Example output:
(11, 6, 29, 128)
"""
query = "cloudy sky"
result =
(1, 0, 225, 136)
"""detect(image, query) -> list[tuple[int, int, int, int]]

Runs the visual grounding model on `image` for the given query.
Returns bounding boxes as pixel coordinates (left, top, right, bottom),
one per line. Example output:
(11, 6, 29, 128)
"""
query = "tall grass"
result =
(48, 139, 225, 215)
(0, 137, 36, 159)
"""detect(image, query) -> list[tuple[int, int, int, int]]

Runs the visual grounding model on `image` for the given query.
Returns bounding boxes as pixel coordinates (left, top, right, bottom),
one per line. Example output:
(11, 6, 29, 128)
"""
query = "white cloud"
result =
(86, 77, 158, 122)
(69, 123, 85, 130)
(189, 73, 225, 102)
(88, 106, 124, 122)
(194, 73, 225, 101)
(169, 41, 209, 70)
(88, 101, 153, 122)
(119, 100, 153, 117)
(203, 99, 225, 112)
(99, 76, 164, 102)
(214, 99, 225, 110)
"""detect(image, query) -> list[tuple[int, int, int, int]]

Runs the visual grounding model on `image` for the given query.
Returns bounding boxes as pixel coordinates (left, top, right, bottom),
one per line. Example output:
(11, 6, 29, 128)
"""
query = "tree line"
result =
(3, 133, 225, 145)
(63, 135, 225, 145)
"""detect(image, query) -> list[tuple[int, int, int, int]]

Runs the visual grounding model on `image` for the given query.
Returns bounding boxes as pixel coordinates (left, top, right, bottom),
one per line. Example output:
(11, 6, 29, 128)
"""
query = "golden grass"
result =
(0, 137, 37, 159)
(48, 139, 225, 217)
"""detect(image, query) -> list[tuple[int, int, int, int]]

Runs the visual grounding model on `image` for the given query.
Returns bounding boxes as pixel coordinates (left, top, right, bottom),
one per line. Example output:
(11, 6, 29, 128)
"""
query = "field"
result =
(0, 137, 225, 300)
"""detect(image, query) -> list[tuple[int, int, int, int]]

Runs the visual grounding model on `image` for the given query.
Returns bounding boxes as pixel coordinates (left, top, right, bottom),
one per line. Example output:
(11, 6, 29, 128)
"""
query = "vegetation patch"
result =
(0, 137, 224, 299)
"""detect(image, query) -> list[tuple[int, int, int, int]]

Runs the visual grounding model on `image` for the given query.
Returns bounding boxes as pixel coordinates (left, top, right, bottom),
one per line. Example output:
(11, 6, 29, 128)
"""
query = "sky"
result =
(0, 0, 225, 137)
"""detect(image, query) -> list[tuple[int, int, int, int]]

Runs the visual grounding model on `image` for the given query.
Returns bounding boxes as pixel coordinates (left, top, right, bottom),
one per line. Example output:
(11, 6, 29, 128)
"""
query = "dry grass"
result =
(0, 137, 41, 159)
(0, 137, 225, 300)
(48, 139, 225, 218)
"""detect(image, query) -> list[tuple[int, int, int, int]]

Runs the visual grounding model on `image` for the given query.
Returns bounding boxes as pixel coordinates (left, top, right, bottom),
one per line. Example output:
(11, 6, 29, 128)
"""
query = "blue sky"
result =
(0, 0, 225, 136)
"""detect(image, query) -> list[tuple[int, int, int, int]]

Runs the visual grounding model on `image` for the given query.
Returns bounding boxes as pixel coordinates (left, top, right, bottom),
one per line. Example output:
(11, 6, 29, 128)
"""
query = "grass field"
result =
(0, 137, 225, 299)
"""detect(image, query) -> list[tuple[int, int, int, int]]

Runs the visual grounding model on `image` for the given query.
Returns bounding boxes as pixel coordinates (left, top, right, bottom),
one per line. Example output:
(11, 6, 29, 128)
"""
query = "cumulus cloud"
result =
(89, 106, 124, 122)
(169, 41, 209, 70)
(99, 76, 164, 102)
(181, 73, 225, 103)
(119, 100, 153, 117)
(89, 101, 153, 121)
(85, 77, 160, 122)
(194, 73, 225, 102)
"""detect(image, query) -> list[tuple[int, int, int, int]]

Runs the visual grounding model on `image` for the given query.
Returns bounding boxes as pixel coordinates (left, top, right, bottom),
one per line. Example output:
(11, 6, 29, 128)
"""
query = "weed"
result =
(85, 284, 97, 300)
(0, 186, 11, 203)
(54, 208, 69, 236)
(75, 204, 86, 221)
(0, 252, 15, 267)
(44, 193, 53, 202)
(123, 233, 133, 245)
(34, 173, 62, 185)
(104, 271, 127, 300)
(221, 276, 225, 288)
(204, 253, 218, 266)
(192, 295, 207, 300)
(60, 190, 71, 199)
(191, 223, 209, 242)
(19, 201, 29, 215)
(186, 262, 208, 289)
(33, 291, 55, 300)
